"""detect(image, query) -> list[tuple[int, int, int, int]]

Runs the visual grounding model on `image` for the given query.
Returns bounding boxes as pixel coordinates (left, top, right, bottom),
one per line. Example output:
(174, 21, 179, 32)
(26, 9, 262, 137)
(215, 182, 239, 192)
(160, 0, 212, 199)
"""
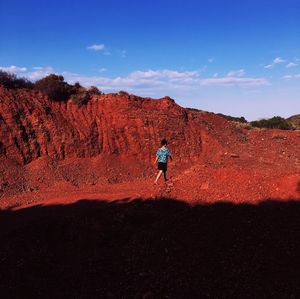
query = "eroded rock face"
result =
(2, 85, 250, 193)
(0, 88, 205, 165)
(2, 87, 225, 192)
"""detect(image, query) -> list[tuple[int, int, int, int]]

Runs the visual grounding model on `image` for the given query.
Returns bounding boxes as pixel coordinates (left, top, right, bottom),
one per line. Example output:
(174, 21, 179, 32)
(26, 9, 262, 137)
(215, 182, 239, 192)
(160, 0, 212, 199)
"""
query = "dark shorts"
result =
(158, 162, 167, 172)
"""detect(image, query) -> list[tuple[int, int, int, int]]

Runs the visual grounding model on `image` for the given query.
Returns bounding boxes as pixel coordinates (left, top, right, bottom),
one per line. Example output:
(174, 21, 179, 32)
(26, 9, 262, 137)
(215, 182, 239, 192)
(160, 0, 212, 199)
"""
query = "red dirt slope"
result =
(0, 85, 299, 207)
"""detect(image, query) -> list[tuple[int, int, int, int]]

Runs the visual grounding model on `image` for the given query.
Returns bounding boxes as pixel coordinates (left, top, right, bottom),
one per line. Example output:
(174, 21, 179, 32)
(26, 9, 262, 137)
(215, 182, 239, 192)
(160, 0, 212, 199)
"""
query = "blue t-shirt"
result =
(156, 147, 171, 163)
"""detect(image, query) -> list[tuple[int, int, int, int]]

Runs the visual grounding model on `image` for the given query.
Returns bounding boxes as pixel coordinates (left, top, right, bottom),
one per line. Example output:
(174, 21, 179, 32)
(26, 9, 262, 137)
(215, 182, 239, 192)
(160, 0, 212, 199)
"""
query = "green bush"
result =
(0, 72, 103, 105)
(34, 75, 103, 103)
(0, 71, 33, 89)
(217, 113, 247, 123)
(34, 74, 76, 101)
(251, 116, 293, 130)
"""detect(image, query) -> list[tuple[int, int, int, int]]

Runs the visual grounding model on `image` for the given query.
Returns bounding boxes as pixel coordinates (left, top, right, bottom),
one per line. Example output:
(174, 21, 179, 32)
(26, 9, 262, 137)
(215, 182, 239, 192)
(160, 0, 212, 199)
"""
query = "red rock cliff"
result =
(0, 87, 204, 163)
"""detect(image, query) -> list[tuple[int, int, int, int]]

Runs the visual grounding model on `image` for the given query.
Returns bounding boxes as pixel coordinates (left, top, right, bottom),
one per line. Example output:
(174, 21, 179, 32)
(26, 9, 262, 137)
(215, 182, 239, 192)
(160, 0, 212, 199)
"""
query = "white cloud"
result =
(61, 69, 201, 93)
(282, 73, 300, 80)
(87, 44, 105, 51)
(199, 77, 268, 87)
(98, 68, 107, 72)
(62, 69, 268, 92)
(264, 64, 273, 69)
(0, 65, 27, 73)
(0, 65, 55, 81)
(213, 73, 218, 77)
(264, 57, 286, 69)
(32, 66, 54, 71)
(128, 69, 199, 80)
(286, 62, 298, 68)
(26, 67, 55, 80)
(1, 66, 55, 81)
(227, 69, 246, 77)
(282, 75, 293, 80)
(273, 57, 286, 64)
(62, 70, 80, 76)
(208, 58, 214, 63)
(86, 45, 125, 56)
(1, 65, 269, 93)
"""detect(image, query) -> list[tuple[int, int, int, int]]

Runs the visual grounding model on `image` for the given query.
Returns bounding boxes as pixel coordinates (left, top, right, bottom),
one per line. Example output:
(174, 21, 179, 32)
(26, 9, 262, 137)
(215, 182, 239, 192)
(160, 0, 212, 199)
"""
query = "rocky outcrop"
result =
(0, 88, 203, 164)
(1, 85, 248, 165)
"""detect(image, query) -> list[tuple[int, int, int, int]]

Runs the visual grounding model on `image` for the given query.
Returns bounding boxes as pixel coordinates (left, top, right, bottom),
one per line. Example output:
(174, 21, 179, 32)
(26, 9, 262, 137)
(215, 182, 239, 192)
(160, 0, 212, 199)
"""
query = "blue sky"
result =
(0, 0, 299, 120)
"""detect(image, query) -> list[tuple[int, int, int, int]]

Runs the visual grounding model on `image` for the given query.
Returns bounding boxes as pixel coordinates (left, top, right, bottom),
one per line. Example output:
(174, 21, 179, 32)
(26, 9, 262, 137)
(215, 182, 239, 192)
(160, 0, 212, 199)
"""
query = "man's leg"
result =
(163, 170, 168, 181)
(154, 170, 163, 184)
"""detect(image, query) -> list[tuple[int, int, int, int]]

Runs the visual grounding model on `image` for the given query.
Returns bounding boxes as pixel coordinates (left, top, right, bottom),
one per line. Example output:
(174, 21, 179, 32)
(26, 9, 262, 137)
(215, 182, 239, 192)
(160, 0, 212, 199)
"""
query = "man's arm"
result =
(168, 149, 173, 161)
(153, 156, 158, 165)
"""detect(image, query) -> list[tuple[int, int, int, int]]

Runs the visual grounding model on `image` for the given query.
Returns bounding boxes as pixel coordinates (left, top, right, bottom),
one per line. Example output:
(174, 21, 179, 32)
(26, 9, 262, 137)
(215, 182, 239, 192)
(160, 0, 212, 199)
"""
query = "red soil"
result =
(0, 85, 299, 209)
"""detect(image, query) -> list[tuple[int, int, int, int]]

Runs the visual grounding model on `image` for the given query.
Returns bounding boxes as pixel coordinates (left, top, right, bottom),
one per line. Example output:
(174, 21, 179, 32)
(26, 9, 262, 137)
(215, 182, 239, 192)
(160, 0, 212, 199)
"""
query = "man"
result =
(154, 139, 172, 184)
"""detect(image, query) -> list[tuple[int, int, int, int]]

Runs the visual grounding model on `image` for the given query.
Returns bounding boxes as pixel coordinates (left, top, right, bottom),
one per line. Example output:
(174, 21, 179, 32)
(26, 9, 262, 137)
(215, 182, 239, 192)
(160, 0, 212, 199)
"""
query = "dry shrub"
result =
(0, 70, 33, 89)
(251, 116, 293, 130)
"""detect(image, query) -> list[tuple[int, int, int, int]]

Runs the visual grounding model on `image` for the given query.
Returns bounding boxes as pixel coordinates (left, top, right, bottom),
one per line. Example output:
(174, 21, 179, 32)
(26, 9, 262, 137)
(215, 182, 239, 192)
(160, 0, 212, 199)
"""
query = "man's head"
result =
(161, 139, 168, 146)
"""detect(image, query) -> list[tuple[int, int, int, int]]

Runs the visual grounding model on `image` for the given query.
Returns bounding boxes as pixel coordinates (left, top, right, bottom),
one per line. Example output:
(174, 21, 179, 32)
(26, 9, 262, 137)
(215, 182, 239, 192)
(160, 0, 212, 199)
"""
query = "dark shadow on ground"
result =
(1, 198, 300, 299)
